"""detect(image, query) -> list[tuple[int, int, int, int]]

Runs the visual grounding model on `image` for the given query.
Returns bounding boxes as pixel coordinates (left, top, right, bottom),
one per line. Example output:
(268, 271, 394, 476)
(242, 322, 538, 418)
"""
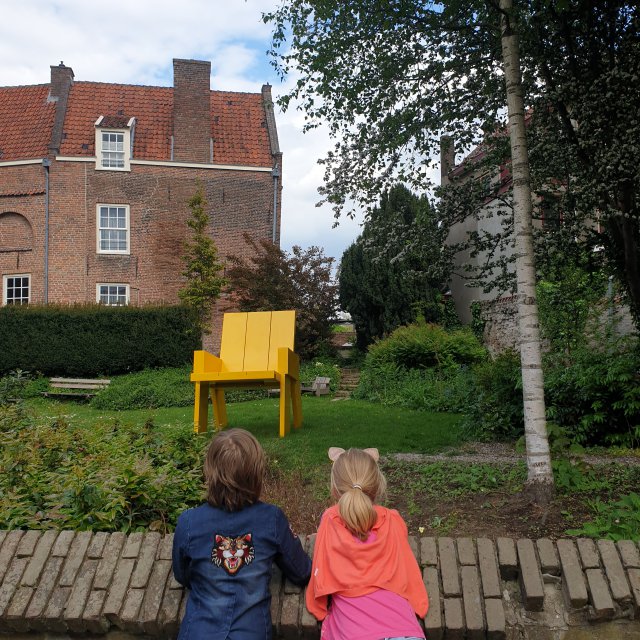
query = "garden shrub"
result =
(366, 321, 486, 370)
(355, 362, 474, 413)
(356, 321, 484, 413)
(91, 361, 342, 411)
(462, 350, 524, 440)
(299, 360, 341, 392)
(0, 304, 199, 377)
(0, 411, 206, 532)
(92, 366, 272, 410)
(544, 336, 640, 447)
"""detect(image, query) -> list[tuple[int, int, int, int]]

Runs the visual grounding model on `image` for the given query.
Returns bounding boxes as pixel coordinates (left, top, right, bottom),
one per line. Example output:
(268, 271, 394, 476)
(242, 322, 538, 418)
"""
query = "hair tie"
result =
(352, 484, 362, 490)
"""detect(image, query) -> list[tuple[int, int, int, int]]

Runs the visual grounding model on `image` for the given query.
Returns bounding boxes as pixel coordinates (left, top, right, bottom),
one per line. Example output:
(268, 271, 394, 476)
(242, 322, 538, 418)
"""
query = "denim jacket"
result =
(172, 501, 311, 640)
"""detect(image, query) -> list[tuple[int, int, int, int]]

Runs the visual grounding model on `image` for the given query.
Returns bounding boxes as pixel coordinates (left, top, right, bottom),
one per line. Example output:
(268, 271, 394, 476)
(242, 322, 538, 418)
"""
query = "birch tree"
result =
(499, 0, 553, 498)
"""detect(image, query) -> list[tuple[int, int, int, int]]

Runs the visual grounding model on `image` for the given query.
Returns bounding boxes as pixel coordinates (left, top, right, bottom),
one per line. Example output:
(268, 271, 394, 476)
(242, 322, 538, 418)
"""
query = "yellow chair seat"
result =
(191, 311, 302, 438)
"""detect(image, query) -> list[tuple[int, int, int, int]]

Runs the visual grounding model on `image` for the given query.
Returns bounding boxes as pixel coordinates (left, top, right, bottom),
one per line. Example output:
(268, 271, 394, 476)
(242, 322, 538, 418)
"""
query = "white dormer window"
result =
(95, 116, 135, 171)
(102, 131, 125, 168)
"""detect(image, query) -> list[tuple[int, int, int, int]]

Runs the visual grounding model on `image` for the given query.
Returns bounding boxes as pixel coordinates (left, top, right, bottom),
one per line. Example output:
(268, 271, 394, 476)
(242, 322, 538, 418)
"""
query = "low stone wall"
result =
(0, 530, 639, 639)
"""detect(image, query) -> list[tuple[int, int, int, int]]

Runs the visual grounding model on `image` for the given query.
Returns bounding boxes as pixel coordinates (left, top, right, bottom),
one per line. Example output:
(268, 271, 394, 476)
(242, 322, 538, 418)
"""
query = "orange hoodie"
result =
(306, 505, 428, 620)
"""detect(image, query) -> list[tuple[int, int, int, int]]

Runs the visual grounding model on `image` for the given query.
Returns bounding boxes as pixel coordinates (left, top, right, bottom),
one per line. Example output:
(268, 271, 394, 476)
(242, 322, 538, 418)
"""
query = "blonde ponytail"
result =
(330, 449, 386, 540)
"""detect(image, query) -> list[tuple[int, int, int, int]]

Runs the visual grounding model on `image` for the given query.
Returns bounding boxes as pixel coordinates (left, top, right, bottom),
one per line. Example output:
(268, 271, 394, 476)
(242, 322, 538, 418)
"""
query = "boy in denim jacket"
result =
(172, 428, 311, 639)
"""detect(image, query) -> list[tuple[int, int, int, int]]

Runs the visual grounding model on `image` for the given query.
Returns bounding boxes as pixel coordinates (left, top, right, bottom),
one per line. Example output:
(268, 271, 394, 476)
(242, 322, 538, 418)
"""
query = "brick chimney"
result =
(440, 135, 455, 186)
(172, 59, 211, 163)
(48, 62, 74, 154)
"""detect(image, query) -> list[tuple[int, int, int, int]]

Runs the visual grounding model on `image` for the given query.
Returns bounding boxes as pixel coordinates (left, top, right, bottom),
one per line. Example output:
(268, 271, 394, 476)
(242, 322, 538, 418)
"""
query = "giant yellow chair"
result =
(191, 310, 303, 438)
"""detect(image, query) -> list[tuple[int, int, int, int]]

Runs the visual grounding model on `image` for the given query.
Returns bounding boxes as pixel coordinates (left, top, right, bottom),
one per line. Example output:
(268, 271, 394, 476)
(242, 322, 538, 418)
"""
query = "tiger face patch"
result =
(211, 534, 254, 575)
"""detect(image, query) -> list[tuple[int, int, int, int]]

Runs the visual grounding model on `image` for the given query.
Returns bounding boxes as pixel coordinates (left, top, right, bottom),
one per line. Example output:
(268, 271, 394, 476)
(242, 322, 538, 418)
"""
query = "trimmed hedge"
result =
(0, 304, 200, 376)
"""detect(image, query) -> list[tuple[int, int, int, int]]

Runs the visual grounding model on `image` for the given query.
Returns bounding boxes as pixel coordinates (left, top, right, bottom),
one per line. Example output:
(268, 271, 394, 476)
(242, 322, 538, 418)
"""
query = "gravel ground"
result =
(388, 441, 640, 466)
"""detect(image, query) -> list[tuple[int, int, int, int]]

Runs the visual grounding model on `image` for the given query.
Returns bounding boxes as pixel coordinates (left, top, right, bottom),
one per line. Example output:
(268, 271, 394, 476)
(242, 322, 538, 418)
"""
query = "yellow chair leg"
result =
(194, 382, 209, 433)
(279, 376, 291, 438)
(212, 388, 228, 430)
(292, 379, 303, 429)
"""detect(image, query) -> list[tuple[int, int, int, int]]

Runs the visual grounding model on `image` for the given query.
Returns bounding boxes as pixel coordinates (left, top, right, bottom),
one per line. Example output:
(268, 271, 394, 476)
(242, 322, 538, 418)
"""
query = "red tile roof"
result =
(0, 85, 56, 161)
(61, 83, 173, 160)
(0, 80, 274, 167)
(60, 82, 272, 166)
(211, 92, 272, 166)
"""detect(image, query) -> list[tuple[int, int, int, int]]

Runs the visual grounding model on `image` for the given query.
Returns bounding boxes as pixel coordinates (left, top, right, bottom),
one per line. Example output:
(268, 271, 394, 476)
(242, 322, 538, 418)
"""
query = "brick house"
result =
(0, 59, 282, 348)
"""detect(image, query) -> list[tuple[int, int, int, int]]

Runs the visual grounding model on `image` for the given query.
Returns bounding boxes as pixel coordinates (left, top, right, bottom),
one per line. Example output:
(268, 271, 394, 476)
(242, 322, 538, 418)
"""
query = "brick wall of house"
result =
(0, 164, 46, 304)
(2, 159, 279, 352)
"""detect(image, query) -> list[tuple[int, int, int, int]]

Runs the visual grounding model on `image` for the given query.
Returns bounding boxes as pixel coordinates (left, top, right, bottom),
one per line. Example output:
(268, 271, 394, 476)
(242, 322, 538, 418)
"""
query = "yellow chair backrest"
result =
(219, 311, 296, 372)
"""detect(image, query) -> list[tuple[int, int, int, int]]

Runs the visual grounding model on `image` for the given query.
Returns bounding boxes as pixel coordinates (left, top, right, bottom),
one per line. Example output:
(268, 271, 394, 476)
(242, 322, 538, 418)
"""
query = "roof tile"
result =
(0, 80, 273, 167)
(0, 85, 55, 161)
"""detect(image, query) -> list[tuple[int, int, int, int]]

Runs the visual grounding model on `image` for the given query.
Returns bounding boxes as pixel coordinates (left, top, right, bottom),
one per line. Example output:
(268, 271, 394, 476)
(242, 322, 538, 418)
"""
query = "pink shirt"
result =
(321, 589, 425, 640)
(319, 531, 425, 640)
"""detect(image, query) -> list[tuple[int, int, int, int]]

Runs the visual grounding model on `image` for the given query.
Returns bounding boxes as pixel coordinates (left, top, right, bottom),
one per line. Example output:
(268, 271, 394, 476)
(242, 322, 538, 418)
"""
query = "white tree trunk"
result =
(499, 0, 555, 500)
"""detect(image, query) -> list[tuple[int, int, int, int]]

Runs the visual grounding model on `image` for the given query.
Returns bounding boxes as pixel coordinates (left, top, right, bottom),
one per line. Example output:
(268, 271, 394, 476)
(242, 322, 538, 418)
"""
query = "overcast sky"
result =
(0, 0, 366, 263)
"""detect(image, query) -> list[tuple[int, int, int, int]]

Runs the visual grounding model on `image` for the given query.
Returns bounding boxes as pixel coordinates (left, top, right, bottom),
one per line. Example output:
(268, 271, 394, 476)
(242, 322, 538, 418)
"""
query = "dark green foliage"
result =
(366, 321, 486, 371)
(0, 369, 31, 405)
(356, 322, 485, 413)
(355, 364, 475, 414)
(544, 338, 640, 447)
(461, 336, 640, 447)
(92, 367, 195, 410)
(339, 185, 448, 348)
(463, 351, 524, 440)
(0, 414, 205, 532)
(92, 366, 272, 410)
(567, 493, 640, 542)
(469, 302, 486, 343)
(537, 260, 609, 355)
(0, 304, 199, 377)
(90, 361, 341, 411)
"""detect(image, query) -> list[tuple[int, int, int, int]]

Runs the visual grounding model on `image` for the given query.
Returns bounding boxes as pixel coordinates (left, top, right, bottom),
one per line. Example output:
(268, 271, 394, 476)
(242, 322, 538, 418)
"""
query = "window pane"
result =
(5, 275, 29, 304)
(98, 284, 127, 306)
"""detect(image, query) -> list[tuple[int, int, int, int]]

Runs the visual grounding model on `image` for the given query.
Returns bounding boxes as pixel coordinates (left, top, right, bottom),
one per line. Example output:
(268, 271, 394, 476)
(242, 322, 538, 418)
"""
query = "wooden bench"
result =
(301, 376, 331, 396)
(42, 377, 111, 400)
(269, 376, 331, 398)
(191, 310, 303, 438)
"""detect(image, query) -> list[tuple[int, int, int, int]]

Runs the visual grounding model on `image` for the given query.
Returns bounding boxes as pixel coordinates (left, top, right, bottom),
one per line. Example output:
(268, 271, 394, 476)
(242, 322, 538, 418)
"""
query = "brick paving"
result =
(0, 530, 638, 638)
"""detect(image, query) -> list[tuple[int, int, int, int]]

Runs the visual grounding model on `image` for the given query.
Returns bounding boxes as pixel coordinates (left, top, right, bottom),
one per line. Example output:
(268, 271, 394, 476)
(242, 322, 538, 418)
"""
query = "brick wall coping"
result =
(0, 530, 639, 639)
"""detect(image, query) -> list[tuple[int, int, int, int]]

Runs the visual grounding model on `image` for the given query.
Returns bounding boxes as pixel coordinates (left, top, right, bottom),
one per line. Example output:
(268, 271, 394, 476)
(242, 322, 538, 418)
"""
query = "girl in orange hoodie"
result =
(306, 447, 428, 640)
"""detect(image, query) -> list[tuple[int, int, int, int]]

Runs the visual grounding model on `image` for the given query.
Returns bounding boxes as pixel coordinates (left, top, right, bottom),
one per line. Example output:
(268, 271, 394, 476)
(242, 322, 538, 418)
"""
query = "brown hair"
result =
(330, 448, 387, 540)
(204, 429, 266, 511)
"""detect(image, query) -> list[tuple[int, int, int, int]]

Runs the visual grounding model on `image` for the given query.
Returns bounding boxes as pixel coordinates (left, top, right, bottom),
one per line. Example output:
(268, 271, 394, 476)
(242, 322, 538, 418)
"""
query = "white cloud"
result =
(0, 0, 363, 262)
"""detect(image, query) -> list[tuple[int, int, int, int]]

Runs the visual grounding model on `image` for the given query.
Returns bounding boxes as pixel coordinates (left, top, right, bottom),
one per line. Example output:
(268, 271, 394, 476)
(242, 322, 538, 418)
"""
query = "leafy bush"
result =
(0, 369, 31, 404)
(0, 304, 199, 377)
(566, 493, 640, 541)
(91, 367, 195, 410)
(544, 336, 640, 447)
(355, 362, 474, 413)
(91, 366, 271, 411)
(462, 350, 524, 440)
(0, 414, 206, 532)
(366, 321, 486, 371)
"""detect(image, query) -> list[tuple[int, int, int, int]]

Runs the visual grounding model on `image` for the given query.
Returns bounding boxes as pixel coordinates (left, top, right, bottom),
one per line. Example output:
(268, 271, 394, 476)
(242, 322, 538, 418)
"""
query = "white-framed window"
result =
(2, 274, 30, 305)
(97, 204, 130, 254)
(96, 283, 129, 306)
(101, 131, 125, 168)
(94, 116, 134, 171)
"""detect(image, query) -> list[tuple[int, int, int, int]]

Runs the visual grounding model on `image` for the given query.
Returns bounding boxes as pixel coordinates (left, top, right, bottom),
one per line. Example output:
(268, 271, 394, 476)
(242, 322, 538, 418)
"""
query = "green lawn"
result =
(25, 395, 464, 468)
